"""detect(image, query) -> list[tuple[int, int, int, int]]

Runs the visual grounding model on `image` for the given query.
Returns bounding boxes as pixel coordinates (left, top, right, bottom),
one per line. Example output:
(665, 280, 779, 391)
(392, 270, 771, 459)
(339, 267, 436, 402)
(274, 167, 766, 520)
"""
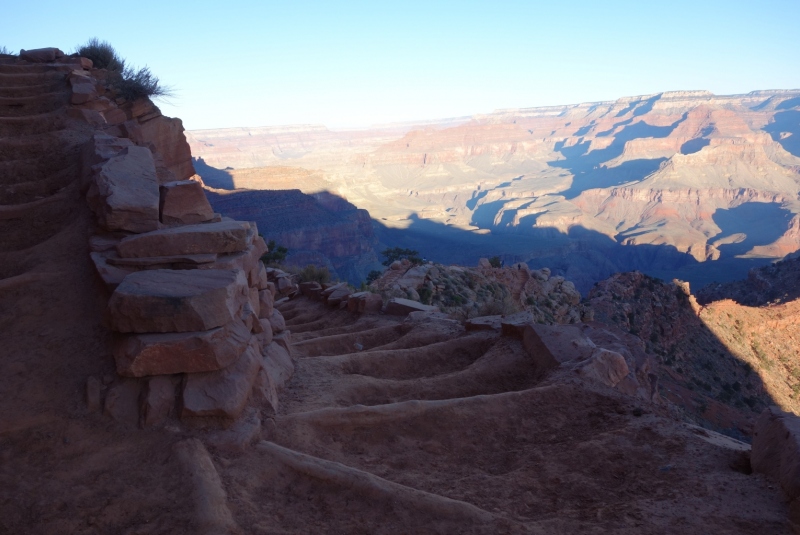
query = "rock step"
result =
(106, 268, 250, 334)
(116, 220, 253, 258)
(0, 81, 67, 98)
(0, 154, 77, 186)
(0, 112, 66, 137)
(0, 71, 66, 87)
(0, 183, 79, 252)
(0, 63, 68, 74)
(0, 93, 69, 117)
(0, 131, 73, 162)
(0, 165, 78, 205)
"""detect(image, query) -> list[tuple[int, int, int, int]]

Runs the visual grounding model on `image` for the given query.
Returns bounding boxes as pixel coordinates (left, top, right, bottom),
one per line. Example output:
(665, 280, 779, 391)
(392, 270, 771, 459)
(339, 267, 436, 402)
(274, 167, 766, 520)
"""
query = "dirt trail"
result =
(0, 61, 194, 535)
(215, 297, 792, 534)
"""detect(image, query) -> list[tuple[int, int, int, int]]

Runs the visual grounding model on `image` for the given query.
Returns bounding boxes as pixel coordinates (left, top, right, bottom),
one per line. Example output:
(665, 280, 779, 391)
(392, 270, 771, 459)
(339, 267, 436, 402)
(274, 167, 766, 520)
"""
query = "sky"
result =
(3, 0, 799, 131)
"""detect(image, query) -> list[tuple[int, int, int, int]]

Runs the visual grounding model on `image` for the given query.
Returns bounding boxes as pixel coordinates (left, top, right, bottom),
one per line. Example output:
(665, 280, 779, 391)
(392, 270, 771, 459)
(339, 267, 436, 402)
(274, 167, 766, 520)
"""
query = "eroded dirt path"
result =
(218, 297, 792, 534)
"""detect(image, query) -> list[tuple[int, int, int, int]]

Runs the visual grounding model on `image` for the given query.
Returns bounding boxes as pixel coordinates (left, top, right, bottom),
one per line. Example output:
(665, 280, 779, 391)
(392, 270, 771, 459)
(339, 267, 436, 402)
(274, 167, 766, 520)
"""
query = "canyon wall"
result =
(188, 89, 800, 292)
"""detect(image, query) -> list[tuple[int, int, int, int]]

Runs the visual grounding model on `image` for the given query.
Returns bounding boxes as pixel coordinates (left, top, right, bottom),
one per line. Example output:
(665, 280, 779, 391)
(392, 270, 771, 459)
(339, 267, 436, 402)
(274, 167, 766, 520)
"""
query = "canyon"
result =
(4, 47, 800, 534)
(188, 89, 800, 292)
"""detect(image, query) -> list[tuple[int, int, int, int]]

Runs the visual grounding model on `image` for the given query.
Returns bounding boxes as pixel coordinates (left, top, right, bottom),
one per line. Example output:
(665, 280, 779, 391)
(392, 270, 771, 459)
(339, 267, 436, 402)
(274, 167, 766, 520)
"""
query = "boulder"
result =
(752, 406, 800, 503)
(273, 331, 292, 356)
(19, 47, 64, 62)
(127, 114, 195, 182)
(325, 285, 352, 306)
(577, 348, 630, 388)
(258, 289, 274, 319)
(384, 298, 438, 316)
(159, 179, 215, 224)
(522, 324, 595, 373)
(86, 146, 160, 233)
(116, 221, 251, 258)
(81, 134, 135, 178)
(255, 319, 274, 350)
(299, 281, 322, 296)
(113, 319, 252, 376)
(347, 292, 383, 313)
(181, 340, 261, 419)
(269, 309, 286, 333)
(263, 341, 294, 390)
(107, 269, 249, 333)
(140, 376, 176, 427)
(276, 276, 294, 296)
(70, 78, 97, 105)
(500, 311, 535, 337)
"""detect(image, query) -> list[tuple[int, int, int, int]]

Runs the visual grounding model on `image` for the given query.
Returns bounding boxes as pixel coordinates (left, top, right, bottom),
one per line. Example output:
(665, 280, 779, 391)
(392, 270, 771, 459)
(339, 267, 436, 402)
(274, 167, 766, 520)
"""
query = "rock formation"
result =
(188, 89, 800, 293)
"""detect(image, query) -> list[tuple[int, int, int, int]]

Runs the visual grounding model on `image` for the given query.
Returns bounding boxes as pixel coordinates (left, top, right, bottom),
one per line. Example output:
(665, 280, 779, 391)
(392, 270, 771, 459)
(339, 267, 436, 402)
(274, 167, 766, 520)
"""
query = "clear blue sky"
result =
(4, 0, 799, 130)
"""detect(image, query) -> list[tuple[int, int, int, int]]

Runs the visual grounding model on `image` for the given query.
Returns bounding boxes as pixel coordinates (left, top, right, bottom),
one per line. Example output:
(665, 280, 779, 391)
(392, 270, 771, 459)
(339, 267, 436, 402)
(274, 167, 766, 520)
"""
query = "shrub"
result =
(298, 264, 331, 284)
(113, 65, 171, 100)
(76, 38, 172, 101)
(381, 247, 422, 266)
(261, 240, 288, 266)
(77, 38, 125, 71)
(366, 270, 383, 284)
(0, 46, 12, 56)
(488, 256, 502, 268)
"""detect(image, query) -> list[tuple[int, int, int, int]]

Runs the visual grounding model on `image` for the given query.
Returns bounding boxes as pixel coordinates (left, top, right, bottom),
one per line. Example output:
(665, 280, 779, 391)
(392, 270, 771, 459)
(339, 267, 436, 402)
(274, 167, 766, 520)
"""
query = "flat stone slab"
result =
(347, 292, 383, 313)
(182, 339, 261, 419)
(113, 319, 252, 377)
(116, 221, 251, 258)
(86, 145, 159, 233)
(160, 179, 215, 224)
(500, 311, 535, 338)
(107, 253, 217, 267)
(107, 269, 248, 333)
(465, 315, 502, 331)
(385, 297, 438, 316)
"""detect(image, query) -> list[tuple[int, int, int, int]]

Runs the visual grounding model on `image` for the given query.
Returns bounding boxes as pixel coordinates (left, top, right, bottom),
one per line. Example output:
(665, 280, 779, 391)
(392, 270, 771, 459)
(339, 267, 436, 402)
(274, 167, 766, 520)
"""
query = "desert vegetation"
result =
(76, 38, 171, 101)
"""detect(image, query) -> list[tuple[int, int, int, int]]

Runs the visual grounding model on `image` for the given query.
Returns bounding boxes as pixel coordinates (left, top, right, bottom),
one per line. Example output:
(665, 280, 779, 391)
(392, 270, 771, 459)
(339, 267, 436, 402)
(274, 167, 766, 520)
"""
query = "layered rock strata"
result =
(55, 49, 302, 425)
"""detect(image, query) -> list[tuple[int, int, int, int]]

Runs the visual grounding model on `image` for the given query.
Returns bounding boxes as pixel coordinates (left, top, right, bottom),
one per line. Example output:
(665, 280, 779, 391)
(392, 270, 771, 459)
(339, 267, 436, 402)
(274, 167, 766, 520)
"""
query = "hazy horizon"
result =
(4, 0, 800, 130)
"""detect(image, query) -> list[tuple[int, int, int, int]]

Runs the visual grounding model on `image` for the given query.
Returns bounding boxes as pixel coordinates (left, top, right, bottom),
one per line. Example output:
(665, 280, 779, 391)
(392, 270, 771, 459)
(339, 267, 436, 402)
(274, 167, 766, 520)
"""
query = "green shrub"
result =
(261, 240, 288, 266)
(418, 287, 432, 305)
(298, 264, 331, 284)
(366, 270, 383, 284)
(381, 247, 422, 266)
(488, 256, 502, 268)
(77, 38, 172, 101)
(78, 38, 125, 70)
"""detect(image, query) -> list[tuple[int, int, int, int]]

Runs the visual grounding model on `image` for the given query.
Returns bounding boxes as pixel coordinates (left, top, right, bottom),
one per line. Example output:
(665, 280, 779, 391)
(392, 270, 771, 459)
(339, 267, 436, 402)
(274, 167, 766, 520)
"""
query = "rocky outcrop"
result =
(370, 258, 590, 324)
(59, 58, 295, 424)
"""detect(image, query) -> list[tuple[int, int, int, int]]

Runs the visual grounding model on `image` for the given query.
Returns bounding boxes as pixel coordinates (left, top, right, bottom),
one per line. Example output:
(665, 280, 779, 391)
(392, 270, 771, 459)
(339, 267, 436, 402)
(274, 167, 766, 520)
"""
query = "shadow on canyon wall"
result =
(375, 208, 784, 296)
(194, 157, 235, 189)
(764, 109, 800, 158)
(550, 114, 685, 198)
(194, 161, 789, 295)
